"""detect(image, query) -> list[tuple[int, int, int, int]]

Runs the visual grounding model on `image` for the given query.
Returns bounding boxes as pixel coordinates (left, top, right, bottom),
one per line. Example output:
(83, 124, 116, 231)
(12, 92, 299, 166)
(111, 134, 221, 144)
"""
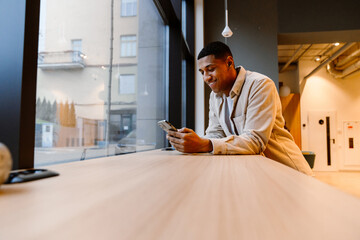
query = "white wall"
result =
(299, 60, 360, 170)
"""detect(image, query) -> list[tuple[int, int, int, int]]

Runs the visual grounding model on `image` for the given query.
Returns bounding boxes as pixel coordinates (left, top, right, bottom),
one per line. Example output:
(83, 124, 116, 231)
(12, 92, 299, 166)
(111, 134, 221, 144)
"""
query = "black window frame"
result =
(153, 0, 195, 130)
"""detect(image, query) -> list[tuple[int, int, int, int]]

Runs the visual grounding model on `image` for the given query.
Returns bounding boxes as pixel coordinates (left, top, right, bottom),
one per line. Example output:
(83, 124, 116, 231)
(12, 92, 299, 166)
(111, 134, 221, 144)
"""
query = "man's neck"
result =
(224, 67, 239, 97)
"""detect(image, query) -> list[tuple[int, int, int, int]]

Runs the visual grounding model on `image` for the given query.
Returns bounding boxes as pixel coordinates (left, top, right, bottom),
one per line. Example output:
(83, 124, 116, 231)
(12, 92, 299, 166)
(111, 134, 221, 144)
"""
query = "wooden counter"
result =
(1, 150, 360, 239)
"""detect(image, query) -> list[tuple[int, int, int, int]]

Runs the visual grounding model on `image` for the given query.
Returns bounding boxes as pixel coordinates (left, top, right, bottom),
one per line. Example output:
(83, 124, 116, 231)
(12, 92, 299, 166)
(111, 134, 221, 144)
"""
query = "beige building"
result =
(36, 0, 140, 148)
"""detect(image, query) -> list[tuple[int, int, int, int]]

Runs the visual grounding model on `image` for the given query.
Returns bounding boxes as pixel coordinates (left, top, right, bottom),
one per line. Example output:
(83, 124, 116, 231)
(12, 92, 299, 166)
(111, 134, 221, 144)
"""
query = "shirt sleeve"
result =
(209, 78, 277, 155)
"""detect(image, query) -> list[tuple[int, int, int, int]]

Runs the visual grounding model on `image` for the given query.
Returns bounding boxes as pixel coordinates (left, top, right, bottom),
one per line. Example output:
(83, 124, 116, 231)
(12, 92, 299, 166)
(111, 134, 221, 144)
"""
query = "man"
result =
(167, 41, 313, 175)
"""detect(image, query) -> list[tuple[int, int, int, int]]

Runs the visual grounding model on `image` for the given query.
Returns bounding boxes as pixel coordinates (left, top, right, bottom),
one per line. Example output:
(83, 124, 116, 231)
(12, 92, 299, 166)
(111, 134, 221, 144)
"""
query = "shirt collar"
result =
(214, 66, 247, 99)
(229, 66, 246, 98)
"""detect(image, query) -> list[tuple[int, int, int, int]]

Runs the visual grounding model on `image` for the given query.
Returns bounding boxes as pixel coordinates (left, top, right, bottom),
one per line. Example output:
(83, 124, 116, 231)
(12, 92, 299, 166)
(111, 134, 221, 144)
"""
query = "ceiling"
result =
(277, 42, 360, 79)
(278, 43, 346, 65)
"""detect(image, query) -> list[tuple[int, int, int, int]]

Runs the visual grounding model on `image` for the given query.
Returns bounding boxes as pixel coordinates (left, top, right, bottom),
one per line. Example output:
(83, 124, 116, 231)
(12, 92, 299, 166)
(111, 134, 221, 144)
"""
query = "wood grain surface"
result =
(1, 150, 360, 240)
(280, 93, 302, 149)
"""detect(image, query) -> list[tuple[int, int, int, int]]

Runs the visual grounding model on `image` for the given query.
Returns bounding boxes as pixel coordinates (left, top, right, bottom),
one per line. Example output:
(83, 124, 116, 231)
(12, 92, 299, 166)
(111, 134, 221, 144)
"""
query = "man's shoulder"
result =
(246, 70, 271, 83)
(244, 70, 276, 92)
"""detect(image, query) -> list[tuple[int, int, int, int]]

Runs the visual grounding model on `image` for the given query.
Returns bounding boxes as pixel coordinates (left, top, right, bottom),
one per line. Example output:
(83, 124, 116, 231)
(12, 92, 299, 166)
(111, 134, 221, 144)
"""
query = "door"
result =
(307, 111, 337, 171)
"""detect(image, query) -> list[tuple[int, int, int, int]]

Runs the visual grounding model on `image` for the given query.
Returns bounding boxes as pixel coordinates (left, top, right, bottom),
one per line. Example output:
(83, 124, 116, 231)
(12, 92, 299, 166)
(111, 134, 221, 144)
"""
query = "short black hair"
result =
(197, 41, 233, 60)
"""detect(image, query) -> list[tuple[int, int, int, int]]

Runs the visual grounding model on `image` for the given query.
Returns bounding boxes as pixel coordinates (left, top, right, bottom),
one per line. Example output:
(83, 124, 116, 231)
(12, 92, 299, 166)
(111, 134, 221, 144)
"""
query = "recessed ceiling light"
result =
(315, 56, 321, 61)
(334, 42, 340, 46)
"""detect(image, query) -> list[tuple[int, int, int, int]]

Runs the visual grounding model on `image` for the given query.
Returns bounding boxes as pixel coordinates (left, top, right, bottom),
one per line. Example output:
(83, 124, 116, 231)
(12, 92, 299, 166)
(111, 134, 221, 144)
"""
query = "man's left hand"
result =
(166, 127, 213, 153)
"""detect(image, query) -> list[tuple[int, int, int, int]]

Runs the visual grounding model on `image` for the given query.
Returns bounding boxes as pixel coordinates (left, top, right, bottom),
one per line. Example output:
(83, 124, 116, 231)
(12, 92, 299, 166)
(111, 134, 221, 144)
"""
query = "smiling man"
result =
(167, 41, 313, 175)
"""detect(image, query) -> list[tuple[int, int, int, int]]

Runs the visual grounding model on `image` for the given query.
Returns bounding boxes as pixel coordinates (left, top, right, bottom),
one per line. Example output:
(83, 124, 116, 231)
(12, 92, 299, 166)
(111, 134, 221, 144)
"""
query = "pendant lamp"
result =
(222, 0, 233, 37)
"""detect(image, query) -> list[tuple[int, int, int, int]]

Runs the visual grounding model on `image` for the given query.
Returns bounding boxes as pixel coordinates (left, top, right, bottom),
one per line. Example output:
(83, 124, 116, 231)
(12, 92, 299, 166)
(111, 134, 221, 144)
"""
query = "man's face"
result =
(198, 54, 235, 95)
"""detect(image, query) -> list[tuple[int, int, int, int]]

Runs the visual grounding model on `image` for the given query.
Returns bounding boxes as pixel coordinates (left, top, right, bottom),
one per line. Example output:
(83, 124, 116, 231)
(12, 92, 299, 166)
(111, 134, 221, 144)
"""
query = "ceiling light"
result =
(222, 0, 233, 38)
(279, 85, 291, 97)
(315, 56, 321, 62)
(334, 42, 340, 46)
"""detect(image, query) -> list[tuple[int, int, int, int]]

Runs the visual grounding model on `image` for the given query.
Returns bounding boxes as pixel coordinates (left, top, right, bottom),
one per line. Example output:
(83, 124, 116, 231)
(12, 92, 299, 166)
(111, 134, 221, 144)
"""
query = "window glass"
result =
(181, 0, 186, 38)
(35, 0, 166, 166)
(120, 35, 137, 57)
(121, 0, 137, 17)
(119, 74, 136, 94)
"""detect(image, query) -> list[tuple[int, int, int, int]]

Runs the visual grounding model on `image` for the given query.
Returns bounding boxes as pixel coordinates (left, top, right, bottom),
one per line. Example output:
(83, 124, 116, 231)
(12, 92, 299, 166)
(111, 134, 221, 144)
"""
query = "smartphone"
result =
(5, 169, 59, 184)
(157, 120, 177, 132)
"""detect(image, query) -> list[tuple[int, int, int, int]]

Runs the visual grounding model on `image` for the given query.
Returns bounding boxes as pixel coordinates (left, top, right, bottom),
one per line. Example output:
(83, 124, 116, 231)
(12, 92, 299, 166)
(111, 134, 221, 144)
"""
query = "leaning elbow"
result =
(249, 131, 268, 154)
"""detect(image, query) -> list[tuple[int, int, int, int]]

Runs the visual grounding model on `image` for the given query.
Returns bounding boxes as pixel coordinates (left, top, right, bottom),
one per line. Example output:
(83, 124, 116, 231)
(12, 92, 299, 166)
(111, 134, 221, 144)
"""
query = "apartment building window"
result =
(120, 35, 137, 57)
(119, 74, 135, 94)
(121, 0, 137, 17)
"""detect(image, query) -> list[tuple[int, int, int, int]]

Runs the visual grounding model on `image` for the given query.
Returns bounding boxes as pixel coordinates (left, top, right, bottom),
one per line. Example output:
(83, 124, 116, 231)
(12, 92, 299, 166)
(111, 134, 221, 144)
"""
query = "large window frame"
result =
(0, 0, 194, 169)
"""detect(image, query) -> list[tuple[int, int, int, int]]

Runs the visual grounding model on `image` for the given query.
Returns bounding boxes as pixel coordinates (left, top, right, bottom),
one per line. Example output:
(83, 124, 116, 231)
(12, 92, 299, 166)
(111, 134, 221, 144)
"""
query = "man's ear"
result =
(226, 56, 234, 68)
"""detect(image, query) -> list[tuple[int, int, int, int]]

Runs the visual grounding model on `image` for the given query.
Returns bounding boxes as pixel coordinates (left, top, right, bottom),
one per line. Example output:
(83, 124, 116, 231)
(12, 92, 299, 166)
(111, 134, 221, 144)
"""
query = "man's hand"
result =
(166, 127, 213, 153)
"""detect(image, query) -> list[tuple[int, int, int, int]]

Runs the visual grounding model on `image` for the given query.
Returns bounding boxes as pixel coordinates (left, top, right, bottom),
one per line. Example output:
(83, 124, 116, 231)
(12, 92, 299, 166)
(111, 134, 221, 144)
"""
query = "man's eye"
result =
(208, 68, 215, 72)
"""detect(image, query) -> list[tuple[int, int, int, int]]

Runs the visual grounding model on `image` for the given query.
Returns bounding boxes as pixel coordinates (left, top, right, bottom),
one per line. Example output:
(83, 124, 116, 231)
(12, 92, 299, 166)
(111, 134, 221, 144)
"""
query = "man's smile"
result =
(207, 80, 217, 88)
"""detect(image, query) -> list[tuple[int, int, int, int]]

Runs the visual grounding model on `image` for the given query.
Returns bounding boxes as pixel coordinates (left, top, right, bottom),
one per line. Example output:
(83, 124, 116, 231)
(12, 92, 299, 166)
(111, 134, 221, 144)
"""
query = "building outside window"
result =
(119, 74, 136, 94)
(34, 0, 167, 166)
(120, 35, 137, 57)
(121, 0, 137, 17)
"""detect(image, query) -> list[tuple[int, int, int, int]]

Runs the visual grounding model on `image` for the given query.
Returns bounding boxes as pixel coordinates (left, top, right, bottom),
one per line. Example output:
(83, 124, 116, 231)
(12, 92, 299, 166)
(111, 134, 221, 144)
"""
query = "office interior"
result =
(0, 0, 360, 239)
(1, 0, 360, 237)
(1, 0, 360, 189)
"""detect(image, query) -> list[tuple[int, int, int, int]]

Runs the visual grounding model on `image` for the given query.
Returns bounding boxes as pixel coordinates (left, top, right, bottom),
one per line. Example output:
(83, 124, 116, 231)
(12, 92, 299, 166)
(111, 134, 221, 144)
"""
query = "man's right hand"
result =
(167, 127, 213, 153)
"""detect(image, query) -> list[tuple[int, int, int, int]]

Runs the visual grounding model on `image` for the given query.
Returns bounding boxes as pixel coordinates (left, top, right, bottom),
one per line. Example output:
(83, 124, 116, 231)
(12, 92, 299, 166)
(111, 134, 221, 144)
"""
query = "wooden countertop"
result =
(1, 150, 360, 240)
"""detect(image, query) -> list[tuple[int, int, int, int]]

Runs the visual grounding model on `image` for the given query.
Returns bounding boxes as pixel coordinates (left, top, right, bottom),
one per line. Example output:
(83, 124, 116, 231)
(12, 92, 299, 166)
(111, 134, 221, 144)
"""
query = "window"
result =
(182, 0, 186, 38)
(33, 0, 167, 166)
(2, 0, 194, 169)
(119, 74, 135, 94)
(120, 35, 137, 57)
(121, 0, 137, 17)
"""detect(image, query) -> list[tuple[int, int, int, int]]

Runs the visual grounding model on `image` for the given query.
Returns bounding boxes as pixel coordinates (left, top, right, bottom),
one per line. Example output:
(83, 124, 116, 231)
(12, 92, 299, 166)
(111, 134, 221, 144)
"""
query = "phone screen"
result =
(157, 120, 177, 132)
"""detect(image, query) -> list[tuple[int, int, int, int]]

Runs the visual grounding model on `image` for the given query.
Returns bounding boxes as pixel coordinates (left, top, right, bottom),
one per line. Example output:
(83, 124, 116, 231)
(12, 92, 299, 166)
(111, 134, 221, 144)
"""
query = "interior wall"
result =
(0, 0, 40, 169)
(299, 60, 360, 170)
(204, 0, 278, 82)
(278, 0, 360, 34)
(0, 1, 26, 167)
(203, 0, 278, 129)
(278, 0, 360, 44)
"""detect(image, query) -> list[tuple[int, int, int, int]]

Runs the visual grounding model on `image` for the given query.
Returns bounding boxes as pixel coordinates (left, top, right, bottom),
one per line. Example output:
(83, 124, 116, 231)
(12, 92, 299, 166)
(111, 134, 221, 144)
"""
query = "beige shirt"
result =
(205, 66, 313, 175)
